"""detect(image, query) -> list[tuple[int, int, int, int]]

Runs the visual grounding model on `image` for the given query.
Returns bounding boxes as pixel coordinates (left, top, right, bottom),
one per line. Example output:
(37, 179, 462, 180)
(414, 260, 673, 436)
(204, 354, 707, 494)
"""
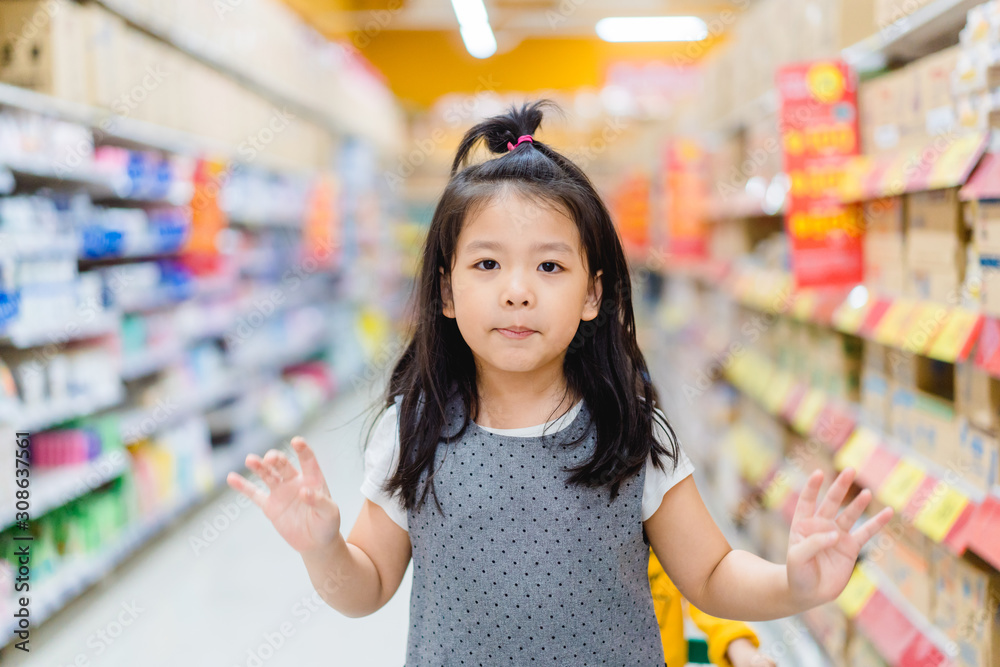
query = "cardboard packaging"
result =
(0, 0, 91, 104)
(838, 0, 879, 49)
(957, 419, 1000, 494)
(955, 361, 1000, 431)
(913, 389, 960, 469)
(908, 188, 963, 233)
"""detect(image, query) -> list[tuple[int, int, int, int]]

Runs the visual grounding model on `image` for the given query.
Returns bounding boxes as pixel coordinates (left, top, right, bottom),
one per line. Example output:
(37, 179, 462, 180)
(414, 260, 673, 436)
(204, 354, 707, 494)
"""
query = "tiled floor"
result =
(3, 382, 412, 667)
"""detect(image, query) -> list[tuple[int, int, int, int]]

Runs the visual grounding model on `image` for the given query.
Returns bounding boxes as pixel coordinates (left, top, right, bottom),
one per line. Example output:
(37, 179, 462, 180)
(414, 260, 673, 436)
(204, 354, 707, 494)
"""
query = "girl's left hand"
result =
(726, 638, 775, 667)
(786, 467, 893, 609)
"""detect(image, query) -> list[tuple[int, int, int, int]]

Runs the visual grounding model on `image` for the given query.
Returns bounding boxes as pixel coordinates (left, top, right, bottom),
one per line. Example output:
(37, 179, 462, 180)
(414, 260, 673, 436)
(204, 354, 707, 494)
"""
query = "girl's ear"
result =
(582, 269, 603, 322)
(439, 266, 456, 319)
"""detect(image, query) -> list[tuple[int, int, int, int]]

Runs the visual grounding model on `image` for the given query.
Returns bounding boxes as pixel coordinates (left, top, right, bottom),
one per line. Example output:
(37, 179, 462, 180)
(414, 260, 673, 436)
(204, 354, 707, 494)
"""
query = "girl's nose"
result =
(501, 276, 533, 307)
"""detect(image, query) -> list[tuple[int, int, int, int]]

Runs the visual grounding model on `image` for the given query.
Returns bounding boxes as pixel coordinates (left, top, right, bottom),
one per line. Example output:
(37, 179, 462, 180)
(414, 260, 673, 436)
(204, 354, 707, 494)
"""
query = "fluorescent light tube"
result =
(596, 16, 709, 42)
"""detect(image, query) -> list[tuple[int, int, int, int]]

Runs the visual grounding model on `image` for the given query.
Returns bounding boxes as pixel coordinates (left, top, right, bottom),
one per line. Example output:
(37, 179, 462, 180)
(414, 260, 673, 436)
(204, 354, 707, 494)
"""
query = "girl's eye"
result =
(539, 262, 562, 273)
(475, 260, 498, 270)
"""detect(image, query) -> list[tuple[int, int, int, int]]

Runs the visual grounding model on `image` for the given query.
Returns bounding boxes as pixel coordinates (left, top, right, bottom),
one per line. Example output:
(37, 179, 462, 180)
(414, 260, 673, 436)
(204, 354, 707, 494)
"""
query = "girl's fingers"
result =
(816, 467, 856, 520)
(246, 456, 282, 488)
(300, 486, 338, 522)
(269, 451, 299, 482)
(227, 472, 268, 509)
(790, 530, 840, 563)
(291, 437, 324, 485)
(835, 488, 872, 532)
(791, 469, 823, 526)
(850, 506, 894, 545)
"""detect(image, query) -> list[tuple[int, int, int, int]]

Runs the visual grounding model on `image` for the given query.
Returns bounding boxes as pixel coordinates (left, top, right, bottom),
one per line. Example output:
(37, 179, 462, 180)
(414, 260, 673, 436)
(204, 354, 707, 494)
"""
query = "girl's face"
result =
(440, 193, 603, 377)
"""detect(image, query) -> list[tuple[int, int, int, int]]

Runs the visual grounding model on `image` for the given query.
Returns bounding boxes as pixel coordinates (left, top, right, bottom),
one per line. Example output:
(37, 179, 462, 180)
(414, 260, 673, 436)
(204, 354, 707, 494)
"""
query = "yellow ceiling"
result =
(281, 0, 730, 108)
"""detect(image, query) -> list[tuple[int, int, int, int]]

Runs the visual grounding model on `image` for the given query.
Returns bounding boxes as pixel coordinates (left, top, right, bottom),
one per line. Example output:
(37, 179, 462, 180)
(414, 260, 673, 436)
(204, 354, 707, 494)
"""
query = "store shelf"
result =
(0, 156, 118, 192)
(120, 345, 184, 381)
(0, 310, 121, 349)
(1, 485, 207, 648)
(18, 386, 125, 433)
(119, 376, 241, 445)
(0, 450, 130, 531)
(842, 0, 982, 72)
(92, 0, 341, 138)
(226, 212, 303, 229)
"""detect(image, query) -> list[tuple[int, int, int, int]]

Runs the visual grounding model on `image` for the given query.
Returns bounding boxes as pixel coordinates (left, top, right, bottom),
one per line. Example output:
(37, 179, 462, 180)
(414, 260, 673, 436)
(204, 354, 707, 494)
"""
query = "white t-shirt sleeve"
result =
(360, 403, 409, 532)
(641, 413, 695, 521)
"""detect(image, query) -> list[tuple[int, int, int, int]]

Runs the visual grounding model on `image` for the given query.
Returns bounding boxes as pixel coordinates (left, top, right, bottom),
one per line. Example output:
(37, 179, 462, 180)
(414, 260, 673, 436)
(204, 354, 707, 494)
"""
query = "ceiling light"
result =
(596, 16, 709, 42)
(451, 0, 496, 58)
(459, 22, 497, 59)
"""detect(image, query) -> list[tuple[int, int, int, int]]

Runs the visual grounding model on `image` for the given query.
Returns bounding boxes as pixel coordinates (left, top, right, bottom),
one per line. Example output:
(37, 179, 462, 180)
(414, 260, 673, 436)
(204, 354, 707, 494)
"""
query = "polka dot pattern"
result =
(405, 394, 665, 666)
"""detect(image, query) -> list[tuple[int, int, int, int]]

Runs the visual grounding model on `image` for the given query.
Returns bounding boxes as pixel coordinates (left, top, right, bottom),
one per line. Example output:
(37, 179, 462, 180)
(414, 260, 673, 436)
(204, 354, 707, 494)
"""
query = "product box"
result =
(861, 369, 891, 432)
(890, 383, 917, 447)
(908, 188, 963, 233)
(913, 389, 960, 469)
(882, 533, 934, 620)
(955, 361, 1000, 431)
(970, 200, 1000, 254)
(838, 0, 879, 49)
(980, 263, 1000, 317)
(916, 45, 962, 134)
(957, 418, 1000, 494)
(953, 557, 1000, 667)
(845, 631, 886, 667)
(0, 0, 91, 104)
(908, 266, 963, 303)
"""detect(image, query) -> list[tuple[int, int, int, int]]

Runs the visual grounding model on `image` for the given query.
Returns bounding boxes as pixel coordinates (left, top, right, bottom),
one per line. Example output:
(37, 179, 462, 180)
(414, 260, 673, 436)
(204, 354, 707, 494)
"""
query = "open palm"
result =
(226, 436, 342, 554)
(786, 467, 893, 608)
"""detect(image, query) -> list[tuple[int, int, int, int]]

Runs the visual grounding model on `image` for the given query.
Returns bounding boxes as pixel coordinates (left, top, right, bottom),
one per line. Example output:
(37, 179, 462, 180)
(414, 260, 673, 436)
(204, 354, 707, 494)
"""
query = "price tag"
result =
(833, 297, 872, 334)
(835, 427, 879, 472)
(762, 472, 793, 509)
(792, 388, 827, 434)
(876, 459, 926, 511)
(836, 567, 876, 618)
(873, 300, 916, 347)
(927, 308, 983, 362)
(914, 484, 970, 543)
(902, 303, 950, 355)
(792, 290, 819, 321)
(926, 131, 988, 190)
(764, 371, 795, 414)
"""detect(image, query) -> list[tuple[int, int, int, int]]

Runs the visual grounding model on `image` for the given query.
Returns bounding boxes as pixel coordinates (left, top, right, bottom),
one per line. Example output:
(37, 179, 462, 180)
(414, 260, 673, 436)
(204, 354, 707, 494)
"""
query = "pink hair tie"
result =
(507, 135, 533, 151)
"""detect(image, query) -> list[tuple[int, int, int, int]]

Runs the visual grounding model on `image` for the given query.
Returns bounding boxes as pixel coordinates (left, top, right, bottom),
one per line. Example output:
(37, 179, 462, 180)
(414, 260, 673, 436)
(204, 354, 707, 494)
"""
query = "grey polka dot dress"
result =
(404, 391, 665, 666)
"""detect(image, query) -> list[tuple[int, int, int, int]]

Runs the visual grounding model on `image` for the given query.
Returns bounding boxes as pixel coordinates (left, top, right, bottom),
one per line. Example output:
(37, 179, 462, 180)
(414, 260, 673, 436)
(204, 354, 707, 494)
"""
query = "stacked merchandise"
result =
(0, 0, 405, 650)
(653, 1, 1000, 666)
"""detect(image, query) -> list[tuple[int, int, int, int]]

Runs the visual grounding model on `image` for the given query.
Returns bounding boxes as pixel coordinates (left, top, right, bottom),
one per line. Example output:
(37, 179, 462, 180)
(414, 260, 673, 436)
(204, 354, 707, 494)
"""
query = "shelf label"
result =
(873, 300, 915, 347)
(763, 371, 796, 414)
(833, 297, 872, 334)
(836, 566, 876, 618)
(903, 303, 951, 355)
(792, 388, 827, 434)
(835, 427, 879, 471)
(913, 483, 970, 543)
(927, 308, 983, 362)
(877, 459, 926, 511)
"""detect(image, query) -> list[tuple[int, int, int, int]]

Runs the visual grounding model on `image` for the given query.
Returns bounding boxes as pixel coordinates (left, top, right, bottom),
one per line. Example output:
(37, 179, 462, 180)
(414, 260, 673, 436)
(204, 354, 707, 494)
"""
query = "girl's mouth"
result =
(496, 328, 536, 339)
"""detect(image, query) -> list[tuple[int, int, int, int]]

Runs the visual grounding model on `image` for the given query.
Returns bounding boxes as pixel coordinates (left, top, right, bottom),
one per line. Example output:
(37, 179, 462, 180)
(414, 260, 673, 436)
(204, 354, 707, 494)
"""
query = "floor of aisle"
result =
(3, 382, 413, 667)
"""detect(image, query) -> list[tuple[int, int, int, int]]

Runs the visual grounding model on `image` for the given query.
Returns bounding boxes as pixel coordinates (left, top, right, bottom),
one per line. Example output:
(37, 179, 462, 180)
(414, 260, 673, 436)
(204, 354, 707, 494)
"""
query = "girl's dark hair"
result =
(366, 100, 679, 517)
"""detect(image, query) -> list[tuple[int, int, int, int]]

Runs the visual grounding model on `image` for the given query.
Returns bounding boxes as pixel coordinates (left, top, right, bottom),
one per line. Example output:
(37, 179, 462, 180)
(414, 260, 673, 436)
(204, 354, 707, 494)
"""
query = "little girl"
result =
(227, 101, 893, 665)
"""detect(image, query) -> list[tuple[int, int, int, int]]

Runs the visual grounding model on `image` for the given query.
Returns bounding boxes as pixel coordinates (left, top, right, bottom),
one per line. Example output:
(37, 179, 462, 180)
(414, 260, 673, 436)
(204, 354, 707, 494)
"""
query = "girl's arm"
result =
(643, 467, 891, 621)
(302, 499, 412, 618)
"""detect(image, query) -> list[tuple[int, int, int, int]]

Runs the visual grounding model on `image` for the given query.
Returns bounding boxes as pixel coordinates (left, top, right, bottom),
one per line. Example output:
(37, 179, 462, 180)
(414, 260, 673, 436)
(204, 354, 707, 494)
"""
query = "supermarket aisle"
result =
(4, 383, 412, 667)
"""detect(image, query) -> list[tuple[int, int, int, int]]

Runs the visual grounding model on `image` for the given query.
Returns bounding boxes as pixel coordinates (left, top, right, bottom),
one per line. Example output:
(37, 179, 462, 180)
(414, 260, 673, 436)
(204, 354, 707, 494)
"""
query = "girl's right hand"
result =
(226, 436, 342, 555)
